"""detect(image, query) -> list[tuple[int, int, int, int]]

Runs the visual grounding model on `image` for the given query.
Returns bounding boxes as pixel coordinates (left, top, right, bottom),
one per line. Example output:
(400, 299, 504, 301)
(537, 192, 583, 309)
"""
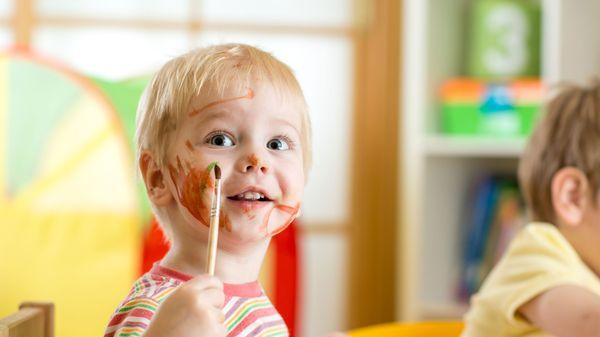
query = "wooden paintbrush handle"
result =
(206, 179, 221, 275)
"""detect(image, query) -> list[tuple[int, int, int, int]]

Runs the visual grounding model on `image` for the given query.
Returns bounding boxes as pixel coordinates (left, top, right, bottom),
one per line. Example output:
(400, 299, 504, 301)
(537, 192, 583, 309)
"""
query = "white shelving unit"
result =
(397, 0, 600, 321)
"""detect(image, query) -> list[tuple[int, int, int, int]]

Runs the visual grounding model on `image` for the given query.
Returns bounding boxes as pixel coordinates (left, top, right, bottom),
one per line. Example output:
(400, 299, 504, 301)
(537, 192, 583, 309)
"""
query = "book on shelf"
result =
(458, 175, 526, 302)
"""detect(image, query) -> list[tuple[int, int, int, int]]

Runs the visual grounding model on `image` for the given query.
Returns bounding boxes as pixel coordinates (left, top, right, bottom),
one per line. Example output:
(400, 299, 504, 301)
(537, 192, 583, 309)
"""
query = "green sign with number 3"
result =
(467, 0, 541, 79)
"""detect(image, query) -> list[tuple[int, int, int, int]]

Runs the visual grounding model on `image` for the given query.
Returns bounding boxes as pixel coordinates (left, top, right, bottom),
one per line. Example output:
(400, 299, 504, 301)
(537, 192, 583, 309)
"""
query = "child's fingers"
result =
(187, 274, 224, 291)
(171, 274, 224, 309)
(198, 287, 226, 309)
(209, 307, 226, 324)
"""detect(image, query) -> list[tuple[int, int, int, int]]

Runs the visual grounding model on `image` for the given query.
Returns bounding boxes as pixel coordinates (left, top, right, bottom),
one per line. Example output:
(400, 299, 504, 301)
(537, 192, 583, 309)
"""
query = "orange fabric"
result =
(349, 321, 464, 337)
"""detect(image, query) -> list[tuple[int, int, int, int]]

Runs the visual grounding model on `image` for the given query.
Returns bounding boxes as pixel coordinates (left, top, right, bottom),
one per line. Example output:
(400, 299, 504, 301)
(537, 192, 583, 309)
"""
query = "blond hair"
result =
(136, 43, 312, 171)
(519, 79, 600, 223)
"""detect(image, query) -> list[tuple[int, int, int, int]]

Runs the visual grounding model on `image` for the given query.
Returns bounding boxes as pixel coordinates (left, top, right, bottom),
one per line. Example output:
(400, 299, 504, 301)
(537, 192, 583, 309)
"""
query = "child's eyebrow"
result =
(189, 89, 254, 117)
(273, 118, 301, 138)
(191, 108, 238, 126)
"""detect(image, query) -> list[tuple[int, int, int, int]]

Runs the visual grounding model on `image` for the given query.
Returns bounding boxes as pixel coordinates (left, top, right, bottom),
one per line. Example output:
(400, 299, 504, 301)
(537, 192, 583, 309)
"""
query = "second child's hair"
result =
(519, 79, 600, 223)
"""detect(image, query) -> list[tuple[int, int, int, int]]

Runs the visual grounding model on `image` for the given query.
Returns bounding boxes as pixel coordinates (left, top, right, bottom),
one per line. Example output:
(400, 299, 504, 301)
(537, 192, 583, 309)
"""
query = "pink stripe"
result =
(104, 320, 149, 337)
(151, 263, 193, 282)
(227, 307, 279, 337)
(107, 307, 154, 327)
(223, 282, 262, 297)
(246, 320, 286, 337)
(224, 297, 246, 318)
(123, 321, 149, 329)
(151, 262, 262, 297)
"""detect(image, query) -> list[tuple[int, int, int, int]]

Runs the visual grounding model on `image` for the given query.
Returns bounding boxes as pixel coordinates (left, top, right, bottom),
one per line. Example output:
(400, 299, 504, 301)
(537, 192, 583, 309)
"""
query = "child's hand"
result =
(144, 274, 226, 337)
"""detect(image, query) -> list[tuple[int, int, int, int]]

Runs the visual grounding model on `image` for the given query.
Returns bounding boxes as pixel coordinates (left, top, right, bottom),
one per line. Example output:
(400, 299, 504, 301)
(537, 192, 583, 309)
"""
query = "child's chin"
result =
(220, 230, 269, 246)
(220, 218, 270, 243)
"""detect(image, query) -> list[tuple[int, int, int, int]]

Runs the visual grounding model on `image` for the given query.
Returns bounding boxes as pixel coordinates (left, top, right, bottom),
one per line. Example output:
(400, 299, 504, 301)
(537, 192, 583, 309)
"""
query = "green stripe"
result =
(226, 301, 271, 330)
(118, 303, 157, 313)
(118, 332, 143, 337)
(263, 330, 288, 337)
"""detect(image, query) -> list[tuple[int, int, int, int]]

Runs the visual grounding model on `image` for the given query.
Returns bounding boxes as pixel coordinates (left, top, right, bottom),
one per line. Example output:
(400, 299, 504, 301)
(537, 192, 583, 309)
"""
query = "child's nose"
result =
(239, 153, 269, 175)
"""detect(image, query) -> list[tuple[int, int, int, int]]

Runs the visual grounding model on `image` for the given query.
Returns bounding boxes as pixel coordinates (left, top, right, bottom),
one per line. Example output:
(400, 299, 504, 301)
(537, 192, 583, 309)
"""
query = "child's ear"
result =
(551, 167, 590, 227)
(139, 150, 173, 206)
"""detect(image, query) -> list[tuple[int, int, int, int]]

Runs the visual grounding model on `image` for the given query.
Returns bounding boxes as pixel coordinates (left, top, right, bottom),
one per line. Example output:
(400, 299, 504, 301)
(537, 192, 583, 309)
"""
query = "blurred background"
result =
(1, 0, 599, 337)
(0, 1, 398, 337)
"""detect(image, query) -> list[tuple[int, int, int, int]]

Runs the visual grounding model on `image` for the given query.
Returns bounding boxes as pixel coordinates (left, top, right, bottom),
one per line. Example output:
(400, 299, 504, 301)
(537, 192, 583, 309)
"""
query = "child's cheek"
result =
(219, 209, 232, 232)
(168, 155, 214, 228)
(263, 202, 301, 237)
(260, 178, 303, 237)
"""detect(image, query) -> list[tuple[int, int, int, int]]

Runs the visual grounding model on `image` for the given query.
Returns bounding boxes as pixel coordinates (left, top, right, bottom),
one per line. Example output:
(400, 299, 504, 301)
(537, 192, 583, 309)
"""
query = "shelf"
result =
(423, 135, 526, 158)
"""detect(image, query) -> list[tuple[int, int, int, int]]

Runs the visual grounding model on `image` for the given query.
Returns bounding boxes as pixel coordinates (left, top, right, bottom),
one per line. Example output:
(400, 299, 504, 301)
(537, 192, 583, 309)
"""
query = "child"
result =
(461, 81, 600, 337)
(104, 44, 312, 337)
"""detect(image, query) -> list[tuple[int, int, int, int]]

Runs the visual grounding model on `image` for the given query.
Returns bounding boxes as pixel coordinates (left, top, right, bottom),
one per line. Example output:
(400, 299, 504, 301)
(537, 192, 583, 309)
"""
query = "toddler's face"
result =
(165, 79, 305, 245)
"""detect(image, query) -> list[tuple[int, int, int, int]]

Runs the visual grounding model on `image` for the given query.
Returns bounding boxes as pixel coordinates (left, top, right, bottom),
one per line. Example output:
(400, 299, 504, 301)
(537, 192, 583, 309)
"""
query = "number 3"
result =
(483, 4, 528, 76)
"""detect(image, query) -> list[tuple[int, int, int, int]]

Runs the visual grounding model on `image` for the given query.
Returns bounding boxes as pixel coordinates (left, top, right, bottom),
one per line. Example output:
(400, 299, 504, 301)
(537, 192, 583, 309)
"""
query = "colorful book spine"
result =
(458, 176, 525, 301)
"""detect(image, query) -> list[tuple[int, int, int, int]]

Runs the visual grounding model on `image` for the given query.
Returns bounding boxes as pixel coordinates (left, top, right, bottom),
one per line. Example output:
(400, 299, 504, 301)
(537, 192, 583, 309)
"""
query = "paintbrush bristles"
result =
(214, 164, 221, 180)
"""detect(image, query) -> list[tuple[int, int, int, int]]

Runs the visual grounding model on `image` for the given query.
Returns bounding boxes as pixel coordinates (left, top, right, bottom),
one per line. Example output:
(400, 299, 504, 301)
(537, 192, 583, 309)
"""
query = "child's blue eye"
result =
(267, 138, 290, 151)
(208, 134, 235, 147)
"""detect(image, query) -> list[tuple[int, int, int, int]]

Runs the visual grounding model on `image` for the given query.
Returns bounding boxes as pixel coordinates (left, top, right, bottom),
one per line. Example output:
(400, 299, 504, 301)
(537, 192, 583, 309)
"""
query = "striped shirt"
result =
(104, 263, 288, 337)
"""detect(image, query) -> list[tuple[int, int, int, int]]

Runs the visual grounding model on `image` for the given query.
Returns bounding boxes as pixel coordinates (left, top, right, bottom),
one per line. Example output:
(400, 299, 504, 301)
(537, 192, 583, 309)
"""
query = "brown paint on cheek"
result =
(198, 166, 215, 192)
(176, 156, 185, 174)
(180, 166, 214, 227)
(168, 164, 181, 195)
(169, 160, 216, 228)
(184, 160, 193, 172)
(262, 202, 301, 237)
(220, 211, 233, 232)
(189, 88, 255, 117)
(185, 140, 195, 152)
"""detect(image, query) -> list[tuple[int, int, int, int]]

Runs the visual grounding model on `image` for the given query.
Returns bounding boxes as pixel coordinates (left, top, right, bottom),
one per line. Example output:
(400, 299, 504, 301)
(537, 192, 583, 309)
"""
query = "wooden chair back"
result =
(0, 302, 54, 337)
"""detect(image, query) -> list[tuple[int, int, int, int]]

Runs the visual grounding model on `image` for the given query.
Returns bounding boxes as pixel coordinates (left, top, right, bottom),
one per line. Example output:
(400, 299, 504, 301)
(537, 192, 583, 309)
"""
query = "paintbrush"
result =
(206, 164, 222, 276)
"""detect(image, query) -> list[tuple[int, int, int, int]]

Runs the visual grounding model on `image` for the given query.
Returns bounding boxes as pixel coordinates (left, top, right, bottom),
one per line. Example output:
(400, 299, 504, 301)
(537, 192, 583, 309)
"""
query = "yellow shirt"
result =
(461, 223, 600, 337)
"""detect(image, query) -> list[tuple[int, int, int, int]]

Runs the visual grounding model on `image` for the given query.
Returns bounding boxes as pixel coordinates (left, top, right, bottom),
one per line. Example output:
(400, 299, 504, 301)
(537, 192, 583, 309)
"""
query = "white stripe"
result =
(224, 297, 271, 326)
(104, 316, 152, 334)
(222, 296, 242, 313)
(235, 313, 285, 336)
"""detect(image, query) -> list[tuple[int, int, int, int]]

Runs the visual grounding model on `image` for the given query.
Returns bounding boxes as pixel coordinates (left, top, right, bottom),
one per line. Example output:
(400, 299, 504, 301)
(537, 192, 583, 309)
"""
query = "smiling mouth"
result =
(227, 192, 273, 202)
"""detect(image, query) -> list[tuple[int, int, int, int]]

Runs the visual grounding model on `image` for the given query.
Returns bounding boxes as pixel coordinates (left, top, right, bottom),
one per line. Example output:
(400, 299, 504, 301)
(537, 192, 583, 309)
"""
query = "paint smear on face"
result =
(189, 88, 255, 117)
(168, 158, 216, 227)
(220, 211, 233, 232)
(185, 140, 195, 152)
(262, 202, 301, 237)
(248, 154, 260, 167)
(176, 156, 185, 174)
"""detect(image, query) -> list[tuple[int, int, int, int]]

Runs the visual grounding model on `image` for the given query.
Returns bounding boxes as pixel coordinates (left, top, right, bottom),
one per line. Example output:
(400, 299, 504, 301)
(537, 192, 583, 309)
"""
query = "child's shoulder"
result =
(508, 222, 574, 257)
(124, 269, 184, 302)
(476, 221, 595, 302)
